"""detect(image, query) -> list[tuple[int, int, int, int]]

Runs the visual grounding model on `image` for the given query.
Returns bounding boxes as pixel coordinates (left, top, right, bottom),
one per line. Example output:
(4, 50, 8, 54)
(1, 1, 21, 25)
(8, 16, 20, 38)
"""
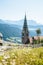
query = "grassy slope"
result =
(0, 47, 43, 65)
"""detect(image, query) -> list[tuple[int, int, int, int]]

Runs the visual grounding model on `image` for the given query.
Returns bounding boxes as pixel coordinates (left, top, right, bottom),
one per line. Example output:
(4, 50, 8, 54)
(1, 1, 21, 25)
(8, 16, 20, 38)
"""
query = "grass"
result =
(0, 47, 43, 65)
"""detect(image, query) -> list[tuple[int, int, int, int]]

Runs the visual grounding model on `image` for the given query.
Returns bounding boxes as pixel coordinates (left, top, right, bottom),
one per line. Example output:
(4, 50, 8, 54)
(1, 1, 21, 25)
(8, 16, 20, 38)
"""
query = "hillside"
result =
(0, 23, 21, 40)
(0, 19, 43, 41)
(0, 47, 43, 65)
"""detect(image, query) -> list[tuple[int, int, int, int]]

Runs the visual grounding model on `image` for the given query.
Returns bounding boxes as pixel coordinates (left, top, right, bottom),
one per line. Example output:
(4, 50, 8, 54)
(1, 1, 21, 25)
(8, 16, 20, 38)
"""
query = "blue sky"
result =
(0, 0, 43, 24)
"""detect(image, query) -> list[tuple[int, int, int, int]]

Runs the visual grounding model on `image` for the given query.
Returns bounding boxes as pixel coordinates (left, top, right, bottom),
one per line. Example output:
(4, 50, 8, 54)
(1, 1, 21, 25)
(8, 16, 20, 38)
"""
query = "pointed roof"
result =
(23, 14, 28, 29)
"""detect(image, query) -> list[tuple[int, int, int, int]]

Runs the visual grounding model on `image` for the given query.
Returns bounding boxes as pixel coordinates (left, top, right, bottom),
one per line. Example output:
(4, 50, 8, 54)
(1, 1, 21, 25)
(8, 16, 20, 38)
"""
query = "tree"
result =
(36, 28, 41, 43)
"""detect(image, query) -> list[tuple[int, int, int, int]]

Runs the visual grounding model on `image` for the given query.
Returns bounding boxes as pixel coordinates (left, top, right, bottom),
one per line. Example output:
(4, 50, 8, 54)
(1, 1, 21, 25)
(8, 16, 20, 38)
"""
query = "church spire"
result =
(22, 14, 29, 44)
(23, 14, 27, 29)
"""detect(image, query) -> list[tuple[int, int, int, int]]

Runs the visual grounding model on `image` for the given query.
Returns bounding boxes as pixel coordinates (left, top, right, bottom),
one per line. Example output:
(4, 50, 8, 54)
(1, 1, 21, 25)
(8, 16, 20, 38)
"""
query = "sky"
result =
(0, 0, 43, 24)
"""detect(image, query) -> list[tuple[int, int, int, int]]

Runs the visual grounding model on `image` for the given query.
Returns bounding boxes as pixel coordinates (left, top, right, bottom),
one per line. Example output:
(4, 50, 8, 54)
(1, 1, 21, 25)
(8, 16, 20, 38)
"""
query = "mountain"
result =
(5, 19, 40, 30)
(0, 19, 43, 41)
(0, 19, 39, 25)
(4, 19, 38, 26)
(14, 20, 38, 26)
(0, 19, 6, 24)
(0, 23, 21, 40)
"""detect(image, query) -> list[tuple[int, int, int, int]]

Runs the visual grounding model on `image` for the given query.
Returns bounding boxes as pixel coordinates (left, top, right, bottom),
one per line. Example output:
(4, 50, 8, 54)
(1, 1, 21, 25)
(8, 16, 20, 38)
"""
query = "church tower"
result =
(22, 14, 29, 44)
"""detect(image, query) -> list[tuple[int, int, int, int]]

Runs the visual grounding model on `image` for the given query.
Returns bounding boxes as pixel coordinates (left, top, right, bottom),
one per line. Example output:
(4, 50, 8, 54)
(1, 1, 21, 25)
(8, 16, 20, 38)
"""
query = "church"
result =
(22, 14, 30, 44)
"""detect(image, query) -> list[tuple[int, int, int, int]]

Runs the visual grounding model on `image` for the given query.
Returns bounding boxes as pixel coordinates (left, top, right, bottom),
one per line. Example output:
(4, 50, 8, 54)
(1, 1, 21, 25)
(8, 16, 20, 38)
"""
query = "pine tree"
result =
(22, 14, 30, 44)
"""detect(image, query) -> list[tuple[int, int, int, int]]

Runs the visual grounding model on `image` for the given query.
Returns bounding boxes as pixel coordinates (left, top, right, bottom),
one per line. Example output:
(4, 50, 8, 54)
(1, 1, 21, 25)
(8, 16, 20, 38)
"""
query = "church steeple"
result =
(22, 14, 29, 44)
(23, 14, 27, 29)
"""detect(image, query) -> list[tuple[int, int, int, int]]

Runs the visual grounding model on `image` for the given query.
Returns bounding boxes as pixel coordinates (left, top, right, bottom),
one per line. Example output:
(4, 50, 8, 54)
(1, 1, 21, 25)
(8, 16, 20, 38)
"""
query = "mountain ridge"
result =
(0, 19, 41, 26)
(0, 19, 43, 41)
